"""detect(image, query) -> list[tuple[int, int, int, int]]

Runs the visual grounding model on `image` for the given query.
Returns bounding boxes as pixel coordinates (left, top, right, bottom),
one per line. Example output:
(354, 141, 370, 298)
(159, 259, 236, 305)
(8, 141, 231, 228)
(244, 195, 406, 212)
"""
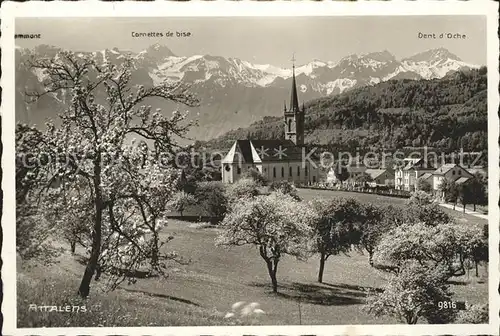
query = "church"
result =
(221, 64, 320, 184)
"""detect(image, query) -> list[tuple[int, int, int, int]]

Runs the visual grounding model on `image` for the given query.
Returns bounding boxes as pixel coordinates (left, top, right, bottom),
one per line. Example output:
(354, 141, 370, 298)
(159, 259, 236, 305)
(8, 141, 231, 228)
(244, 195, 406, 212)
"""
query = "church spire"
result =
(283, 53, 304, 146)
(289, 54, 300, 112)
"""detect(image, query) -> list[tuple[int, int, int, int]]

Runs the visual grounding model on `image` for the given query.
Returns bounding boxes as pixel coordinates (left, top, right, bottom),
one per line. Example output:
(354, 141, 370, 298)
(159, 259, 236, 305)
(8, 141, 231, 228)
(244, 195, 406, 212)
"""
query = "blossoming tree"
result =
(365, 262, 454, 324)
(309, 197, 365, 283)
(16, 51, 199, 297)
(216, 192, 315, 293)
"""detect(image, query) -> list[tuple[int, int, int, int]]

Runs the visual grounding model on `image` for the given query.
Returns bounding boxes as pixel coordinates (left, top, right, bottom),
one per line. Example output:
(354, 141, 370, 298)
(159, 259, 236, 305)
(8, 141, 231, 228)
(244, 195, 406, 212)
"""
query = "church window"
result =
(264, 168, 267, 173)
(297, 166, 300, 176)
(288, 119, 292, 132)
(224, 165, 231, 172)
(281, 167, 285, 178)
(452, 170, 455, 175)
(458, 170, 461, 175)
(273, 167, 276, 178)
(289, 166, 293, 177)
(305, 166, 308, 176)
(237, 167, 241, 174)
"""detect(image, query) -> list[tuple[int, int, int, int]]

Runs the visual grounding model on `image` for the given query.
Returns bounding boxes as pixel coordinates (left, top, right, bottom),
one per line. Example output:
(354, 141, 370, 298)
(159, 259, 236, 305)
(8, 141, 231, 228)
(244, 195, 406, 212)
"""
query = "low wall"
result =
(166, 215, 222, 223)
(298, 185, 411, 199)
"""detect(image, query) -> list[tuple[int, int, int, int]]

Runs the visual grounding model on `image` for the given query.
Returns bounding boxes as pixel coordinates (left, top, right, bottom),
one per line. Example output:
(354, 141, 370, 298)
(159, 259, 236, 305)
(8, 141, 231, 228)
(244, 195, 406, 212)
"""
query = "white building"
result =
(394, 158, 435, 191)
(221, 139, 319, 184)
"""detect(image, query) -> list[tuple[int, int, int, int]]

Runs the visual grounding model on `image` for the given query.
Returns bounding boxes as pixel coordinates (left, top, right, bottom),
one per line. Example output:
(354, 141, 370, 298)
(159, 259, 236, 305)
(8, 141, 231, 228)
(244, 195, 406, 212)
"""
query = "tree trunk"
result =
(151, 232, 159, 269)
(463, 204, 466, 213)
(475, 261, 479, 277)
(406, 313, 418, 324)
(94, 263, 101, 281)
(180, 210, 183, 217)
(78, 221, 101, 297)
(78, 155, 103, 298)
(270, 269, 278, 293)
(369, 251, 374, 267)
(318, 253, 326, 283)
(265, 259, 279, 293)
(473, 203, 477, 211)
(70, 240, 76, 254)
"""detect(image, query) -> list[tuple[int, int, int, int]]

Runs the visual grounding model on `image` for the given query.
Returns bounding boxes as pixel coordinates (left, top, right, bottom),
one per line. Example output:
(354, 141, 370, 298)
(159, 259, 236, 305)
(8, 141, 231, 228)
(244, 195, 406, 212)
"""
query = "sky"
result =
(15, 16, 486, 66)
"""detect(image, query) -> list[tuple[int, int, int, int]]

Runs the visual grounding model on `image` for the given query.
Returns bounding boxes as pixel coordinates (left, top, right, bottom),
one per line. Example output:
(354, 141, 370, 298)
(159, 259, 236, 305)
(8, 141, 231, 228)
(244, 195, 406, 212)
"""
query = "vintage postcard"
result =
(2, 1, 499, 335)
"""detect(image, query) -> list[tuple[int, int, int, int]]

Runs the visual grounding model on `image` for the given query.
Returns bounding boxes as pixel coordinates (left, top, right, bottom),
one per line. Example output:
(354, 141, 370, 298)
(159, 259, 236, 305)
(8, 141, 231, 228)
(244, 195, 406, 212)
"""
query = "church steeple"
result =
(284, 53, 305, 146)
(289, 62, 300, 112)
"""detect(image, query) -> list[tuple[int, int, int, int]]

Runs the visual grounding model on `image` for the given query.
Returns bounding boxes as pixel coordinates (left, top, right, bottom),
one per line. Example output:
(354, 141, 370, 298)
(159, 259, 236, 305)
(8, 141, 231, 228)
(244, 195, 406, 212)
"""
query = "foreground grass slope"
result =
(19, 218, 488, 327)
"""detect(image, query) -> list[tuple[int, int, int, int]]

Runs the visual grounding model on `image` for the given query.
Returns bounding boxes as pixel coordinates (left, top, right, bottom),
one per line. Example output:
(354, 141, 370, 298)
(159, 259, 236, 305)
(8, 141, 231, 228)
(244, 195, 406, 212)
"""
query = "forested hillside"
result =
(202, 67, 487, 154)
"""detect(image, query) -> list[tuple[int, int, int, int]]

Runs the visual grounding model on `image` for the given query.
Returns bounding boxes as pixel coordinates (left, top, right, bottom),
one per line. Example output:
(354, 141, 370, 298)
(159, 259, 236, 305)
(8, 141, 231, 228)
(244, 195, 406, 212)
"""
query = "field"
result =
(297, 188, 487, 228)
(18, 188, 488, 327)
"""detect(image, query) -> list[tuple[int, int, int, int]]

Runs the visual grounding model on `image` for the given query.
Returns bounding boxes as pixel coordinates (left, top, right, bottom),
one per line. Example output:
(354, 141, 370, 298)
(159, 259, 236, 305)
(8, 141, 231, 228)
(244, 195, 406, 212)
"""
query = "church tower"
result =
(284, 59, 305, 145)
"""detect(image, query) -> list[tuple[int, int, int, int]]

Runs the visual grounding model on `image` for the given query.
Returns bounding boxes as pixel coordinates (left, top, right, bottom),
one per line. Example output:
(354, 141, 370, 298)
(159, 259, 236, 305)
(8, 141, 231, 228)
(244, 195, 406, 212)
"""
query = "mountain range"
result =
(203, 68, 487, 157)
(15, 44, 479, 141)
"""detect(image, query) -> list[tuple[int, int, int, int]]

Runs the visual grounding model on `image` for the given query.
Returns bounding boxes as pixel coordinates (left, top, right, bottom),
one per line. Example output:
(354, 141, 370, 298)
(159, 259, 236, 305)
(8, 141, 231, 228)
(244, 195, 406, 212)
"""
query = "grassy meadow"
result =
(17, 188, 489, 327)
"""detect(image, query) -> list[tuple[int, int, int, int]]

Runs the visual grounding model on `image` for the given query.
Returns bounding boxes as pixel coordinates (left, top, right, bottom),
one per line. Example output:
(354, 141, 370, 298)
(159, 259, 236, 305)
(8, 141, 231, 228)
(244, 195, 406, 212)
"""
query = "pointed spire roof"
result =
(289, 64, 300, 112)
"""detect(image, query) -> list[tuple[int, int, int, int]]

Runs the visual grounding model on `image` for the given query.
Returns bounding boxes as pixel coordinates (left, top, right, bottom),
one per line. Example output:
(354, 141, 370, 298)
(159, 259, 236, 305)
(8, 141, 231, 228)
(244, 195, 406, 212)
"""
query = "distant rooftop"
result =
(433, 163, 458, 175)
(222, 139, 304, 164)
(455, 177, 471, 184)
(365, 168, 389, 179)
(419, 172, 433, 180)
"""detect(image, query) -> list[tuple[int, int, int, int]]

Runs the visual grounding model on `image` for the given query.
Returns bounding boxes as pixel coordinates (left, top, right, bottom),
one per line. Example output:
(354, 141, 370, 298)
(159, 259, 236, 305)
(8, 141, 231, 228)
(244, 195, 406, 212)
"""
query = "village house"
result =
(394, 158, 435, 191)
(365, 168, 395, 187)
(432, 163, 474, 198)
(344, 165, 367, 186)
(221, 63, 320, 185)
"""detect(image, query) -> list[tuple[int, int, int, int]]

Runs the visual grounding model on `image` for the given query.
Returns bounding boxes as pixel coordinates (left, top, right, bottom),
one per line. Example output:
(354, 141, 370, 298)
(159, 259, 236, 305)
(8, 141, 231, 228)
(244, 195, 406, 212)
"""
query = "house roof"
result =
(347, 166, 367, 173)
(467, 167, 487, 176)
(365, 169, 389, 179)
(222, 139, 303, 163)
(455, 177, 471, 184)
(404, 158, 422, 164)
(402, 158, 435, 171)
(402, 158, 423, 170)
(433, 163, 474, 177)
(433, 163, 457, 175)
(419, 172, 433, 180)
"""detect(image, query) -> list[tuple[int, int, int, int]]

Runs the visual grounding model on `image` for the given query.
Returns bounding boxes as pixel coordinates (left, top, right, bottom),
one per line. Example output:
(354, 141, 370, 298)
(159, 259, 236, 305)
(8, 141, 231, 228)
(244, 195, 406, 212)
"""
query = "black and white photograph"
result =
(2, 2, 499, 335)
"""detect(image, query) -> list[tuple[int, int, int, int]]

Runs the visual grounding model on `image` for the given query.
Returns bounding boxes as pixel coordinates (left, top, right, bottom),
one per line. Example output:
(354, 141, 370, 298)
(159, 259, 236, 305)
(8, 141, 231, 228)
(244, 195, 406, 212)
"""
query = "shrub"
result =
(408, 190, 433, 206)
(269, 181, 300, 201)
(365, 262, 453, 324)
(195, 181, 228, 222)
(416, 178, 432, 192)
(16, 204, 62, 265)
(455, 303, 488, 324)
(241, 167, 268, 186)
(167, 191, 197, 217)
(227, 178, 260, 203)
(404, 202, 452, 226)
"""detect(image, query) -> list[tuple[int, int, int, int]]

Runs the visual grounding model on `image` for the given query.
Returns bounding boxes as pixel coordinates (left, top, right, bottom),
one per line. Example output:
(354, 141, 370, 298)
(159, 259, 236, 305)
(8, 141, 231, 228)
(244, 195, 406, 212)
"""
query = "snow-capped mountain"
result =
(401, 48, 477, 79)
(15, 45, 480, 140)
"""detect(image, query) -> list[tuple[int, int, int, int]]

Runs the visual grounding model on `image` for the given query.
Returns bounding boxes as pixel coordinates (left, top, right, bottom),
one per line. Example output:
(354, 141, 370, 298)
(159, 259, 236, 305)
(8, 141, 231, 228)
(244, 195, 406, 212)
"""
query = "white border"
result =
(1, 1, 499, 335)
